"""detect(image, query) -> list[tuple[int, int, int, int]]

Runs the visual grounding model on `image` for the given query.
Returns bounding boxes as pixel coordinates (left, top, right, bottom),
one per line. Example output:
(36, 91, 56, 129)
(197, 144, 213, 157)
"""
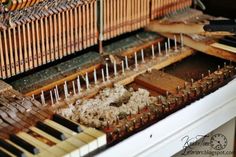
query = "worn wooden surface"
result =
(134, 69, 186, 94)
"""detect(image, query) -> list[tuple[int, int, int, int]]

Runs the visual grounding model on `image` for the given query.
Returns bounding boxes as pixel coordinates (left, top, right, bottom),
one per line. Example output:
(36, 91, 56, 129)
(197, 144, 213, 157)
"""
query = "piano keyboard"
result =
(0, 81, 106, 156)
(0, 114, 107, 157)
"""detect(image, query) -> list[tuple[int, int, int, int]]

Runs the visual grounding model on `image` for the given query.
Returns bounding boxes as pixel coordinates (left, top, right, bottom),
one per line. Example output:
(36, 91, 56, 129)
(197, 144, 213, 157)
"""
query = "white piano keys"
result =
(44, 119, 98, 153)
(28, 127, 72, 157)
(0, 147, 17, 157)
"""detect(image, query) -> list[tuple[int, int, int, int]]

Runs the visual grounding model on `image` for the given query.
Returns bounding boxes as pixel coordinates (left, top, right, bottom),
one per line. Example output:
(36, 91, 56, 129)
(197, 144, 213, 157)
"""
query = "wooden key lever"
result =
(146, 19, 236, 36)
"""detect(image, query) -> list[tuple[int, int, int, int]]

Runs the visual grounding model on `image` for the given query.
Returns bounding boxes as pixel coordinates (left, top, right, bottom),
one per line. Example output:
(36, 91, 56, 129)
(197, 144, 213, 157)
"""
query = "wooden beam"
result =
(159, 33, 236, 62)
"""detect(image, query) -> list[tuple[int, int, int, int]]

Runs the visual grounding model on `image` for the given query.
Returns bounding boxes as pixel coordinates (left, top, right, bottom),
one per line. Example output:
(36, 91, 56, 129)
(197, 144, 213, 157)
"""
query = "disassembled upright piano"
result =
(0, 0, 235, 156)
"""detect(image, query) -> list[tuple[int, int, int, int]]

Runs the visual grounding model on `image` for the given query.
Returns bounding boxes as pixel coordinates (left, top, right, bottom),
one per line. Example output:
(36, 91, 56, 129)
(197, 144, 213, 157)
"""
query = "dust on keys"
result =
(0, 81, 107, 157)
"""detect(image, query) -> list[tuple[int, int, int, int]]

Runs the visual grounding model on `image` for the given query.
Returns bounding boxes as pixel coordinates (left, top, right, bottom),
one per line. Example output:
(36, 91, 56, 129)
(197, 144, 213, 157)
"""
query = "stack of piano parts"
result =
(0, 0, 98, 79)
(0, 0, 193, 79)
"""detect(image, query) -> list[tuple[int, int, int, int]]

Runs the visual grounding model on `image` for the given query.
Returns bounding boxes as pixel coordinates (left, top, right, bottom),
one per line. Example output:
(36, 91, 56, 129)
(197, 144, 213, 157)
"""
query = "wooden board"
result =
(134, 69, 186, 94)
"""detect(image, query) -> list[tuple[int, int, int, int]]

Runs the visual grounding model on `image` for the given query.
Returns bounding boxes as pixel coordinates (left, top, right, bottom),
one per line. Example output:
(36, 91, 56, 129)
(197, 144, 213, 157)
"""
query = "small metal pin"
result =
(93, 69, 97, 84)
(54, 88, 58, 103)
(105, 63, 109, 80)
(141, 49, 145, 63)
(125, 56, 129, 70)
(184, 82, 188, 88)
(113, 60, 117, 76)
(191, 78, 194, 86)
(64, 81, 68, 99)
(55, 85, 60, 100)
(125, 124, 129, 132)
(167, 38, 171, 51)
(165, 42, 168, 56)
(133, 119, 136, 128)
(121, 61, 125, 75)
(180, 33, 184, 48)
(50, 90, 54, 105)
(77, 76, 81, 94)
(166, 91, 169, 98)
(85, 72, 90, 89)
(134, 51, 138, 70)
(224, 62, 226, 68)
(174, 35, 177, 51)
(151, 45, 155, 59)
(201, 74, 204, 79)
(72, 81, 76, 95)
(158, 42, 161, 55)
(40, 91, 46, 105)
(218, 65, 220, 71)
(208, 70, 211, 76)
(176, 86, 180, 94)
(140, 116, 143, 125)
(101, 68, 105, 82)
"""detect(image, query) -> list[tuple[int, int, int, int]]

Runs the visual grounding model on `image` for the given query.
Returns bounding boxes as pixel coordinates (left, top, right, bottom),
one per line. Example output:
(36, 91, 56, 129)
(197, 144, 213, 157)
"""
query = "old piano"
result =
(0, 0, 235, 156)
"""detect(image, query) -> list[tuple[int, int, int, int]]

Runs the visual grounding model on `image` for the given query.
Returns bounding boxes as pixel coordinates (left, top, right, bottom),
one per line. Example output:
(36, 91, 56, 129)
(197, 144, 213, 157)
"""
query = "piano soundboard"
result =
(0, 0, 236, 157)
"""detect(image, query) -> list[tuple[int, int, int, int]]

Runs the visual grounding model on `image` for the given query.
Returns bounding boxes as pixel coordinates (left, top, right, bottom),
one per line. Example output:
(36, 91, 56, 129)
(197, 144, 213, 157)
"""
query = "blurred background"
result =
(203, 0, 236, 18)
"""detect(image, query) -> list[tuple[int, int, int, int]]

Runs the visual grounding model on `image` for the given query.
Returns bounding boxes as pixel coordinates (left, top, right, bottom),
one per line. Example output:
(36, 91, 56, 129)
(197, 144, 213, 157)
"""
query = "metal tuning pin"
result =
(113, 60, 117, 76)
(158, 42, 161, 56)
(174, 35, 177, 52)
(151, 45, 155, 59)
(208, 70, 211, 76)
(134, 51, 138, 70)
(54, 88, 59, 103)
(176, 86, 180, 94)
(77, 76, 81, 94)
(55, 85, 60, 100)
(201, 74, 204, 79)
(40, 90, 46, 106)
(105, 63, 110, 81)
(50, 90, 54, 105)
(125, 56, 129, 70)
(72, 81, 76, 95)
(94, 69, 97, 84)
(165, 42, 168, 56)
(180, 33, 184, 48)
(167, 38, 171, 52)
(85, 72, 90, 89)
(141, 49, 145, 63)
(121, 60, 125, 75)
(191, 78, 194, 86)
(64, 81, 69, 99)
(218, 65, 220, 71)
(101, 68, 105, 82)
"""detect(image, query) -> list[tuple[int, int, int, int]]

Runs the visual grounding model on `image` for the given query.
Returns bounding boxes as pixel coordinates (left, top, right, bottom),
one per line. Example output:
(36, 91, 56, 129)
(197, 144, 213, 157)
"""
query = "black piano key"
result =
(219, 38, 236, 47)
(36, 121, 66, 141)
(0, 139, 26, 157)
(224, 35, 236, 42)
(0, 149, 11, 157)
(9, 134, 40, 155)
(52, 114, 83, 133)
